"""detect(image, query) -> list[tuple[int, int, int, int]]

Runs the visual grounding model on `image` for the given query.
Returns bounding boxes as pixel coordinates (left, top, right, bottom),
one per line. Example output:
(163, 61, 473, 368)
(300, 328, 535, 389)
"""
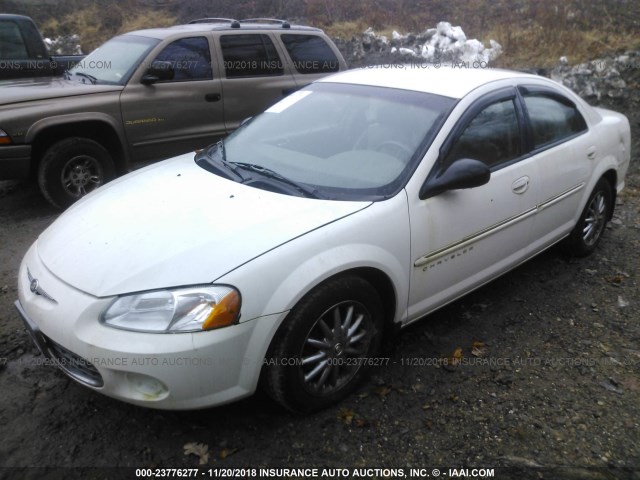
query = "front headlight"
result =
(0, 128, 12, 145)
(102, 286, 241, 333)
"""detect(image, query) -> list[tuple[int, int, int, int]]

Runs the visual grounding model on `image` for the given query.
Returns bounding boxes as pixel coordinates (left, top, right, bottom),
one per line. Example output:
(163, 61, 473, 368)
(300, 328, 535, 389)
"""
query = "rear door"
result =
(120, 35, 225, 163)
(216, 33, 297, 131)
(518, 86, 591, 250)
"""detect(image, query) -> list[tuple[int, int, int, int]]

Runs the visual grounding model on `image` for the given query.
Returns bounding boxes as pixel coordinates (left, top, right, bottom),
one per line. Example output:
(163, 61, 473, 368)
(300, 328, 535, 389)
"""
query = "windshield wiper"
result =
(74, 71, 97, 85)
(231, 162, 322, 199)
(195, 141, 244, 181)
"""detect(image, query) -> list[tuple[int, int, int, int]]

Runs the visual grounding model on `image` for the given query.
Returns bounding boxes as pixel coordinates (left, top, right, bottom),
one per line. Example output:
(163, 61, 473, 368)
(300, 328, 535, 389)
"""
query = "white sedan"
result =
(15, 66, 631, 412)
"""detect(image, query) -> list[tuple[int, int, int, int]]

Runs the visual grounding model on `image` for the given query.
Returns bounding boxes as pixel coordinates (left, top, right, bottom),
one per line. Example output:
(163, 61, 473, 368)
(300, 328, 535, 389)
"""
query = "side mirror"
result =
(419, 158, 490, 199)
(141, 61, 175, 85)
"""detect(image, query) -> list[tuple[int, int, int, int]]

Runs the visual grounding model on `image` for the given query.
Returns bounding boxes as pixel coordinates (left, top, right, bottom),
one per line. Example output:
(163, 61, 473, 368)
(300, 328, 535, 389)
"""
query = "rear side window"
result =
(444, 98, 521, 169)
(220, 34, 284, 78)
(523, 94, 587, 148)
(0, 20, 29, 59)
(281, 34, 340, 74)
(153, 37, 212, 81)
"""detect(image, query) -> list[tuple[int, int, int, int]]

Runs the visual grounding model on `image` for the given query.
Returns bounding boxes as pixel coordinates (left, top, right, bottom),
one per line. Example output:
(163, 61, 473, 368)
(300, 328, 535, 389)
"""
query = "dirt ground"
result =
(0, 103, 639, 480)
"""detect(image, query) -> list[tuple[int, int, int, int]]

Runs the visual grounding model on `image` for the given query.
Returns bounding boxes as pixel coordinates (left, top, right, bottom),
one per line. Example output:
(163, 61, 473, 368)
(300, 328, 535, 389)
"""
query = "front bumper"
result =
(16, 242, 285, 410)
(0, 145, 31, 179)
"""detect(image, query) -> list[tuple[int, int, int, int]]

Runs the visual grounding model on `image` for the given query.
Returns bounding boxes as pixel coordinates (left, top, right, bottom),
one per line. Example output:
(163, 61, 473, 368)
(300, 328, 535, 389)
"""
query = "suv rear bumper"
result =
(0, 145, 31, 179)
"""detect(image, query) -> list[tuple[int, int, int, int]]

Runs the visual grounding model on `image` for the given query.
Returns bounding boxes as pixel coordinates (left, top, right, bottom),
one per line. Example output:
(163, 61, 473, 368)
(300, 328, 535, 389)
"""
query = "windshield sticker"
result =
(266, 90, 313, 114)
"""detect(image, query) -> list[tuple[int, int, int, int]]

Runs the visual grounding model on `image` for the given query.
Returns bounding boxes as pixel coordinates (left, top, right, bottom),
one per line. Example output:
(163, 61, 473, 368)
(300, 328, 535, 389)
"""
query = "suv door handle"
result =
(205, 93, 221, 102)
(587, 146, 597, 160)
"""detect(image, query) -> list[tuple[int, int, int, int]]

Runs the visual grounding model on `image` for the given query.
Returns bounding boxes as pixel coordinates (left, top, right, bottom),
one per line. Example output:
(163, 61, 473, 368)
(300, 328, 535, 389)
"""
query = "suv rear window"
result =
(220, 34, 284, 78)
(0, 20, 29, 59)
(281, 34, 340, 74)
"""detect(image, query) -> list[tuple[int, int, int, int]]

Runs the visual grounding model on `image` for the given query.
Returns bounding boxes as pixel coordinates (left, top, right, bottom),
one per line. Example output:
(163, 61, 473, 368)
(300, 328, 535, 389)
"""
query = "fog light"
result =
(125, 372, 169, 401)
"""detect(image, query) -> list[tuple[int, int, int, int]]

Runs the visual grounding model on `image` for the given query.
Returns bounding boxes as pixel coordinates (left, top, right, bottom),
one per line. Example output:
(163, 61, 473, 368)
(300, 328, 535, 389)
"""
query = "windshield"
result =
(68, 35, 160, 85)
(197, 82, 455, 201)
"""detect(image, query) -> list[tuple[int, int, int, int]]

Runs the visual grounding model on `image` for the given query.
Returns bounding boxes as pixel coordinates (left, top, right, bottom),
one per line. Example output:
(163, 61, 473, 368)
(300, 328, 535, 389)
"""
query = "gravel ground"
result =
(0, 104, 638, 480)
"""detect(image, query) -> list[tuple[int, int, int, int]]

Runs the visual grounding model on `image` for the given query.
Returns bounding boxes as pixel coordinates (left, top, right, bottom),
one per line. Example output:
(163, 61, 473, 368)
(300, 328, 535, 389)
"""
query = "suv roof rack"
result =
(189, 18, 241, 28)
(240, 18, 291, 29)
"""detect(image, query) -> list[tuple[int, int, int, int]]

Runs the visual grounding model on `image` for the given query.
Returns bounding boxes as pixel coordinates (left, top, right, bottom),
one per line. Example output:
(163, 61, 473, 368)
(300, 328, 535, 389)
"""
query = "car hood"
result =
(37, 153, 370, 298)
(0, 77, 122, 105)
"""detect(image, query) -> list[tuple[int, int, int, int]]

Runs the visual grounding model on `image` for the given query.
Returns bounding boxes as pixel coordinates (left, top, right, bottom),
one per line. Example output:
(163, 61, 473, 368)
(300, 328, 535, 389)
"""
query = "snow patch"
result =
(336, 21, 502, 66)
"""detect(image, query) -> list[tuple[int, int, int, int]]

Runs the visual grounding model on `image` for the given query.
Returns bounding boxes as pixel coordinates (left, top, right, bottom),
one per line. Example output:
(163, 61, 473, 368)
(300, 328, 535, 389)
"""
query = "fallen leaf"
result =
(337, 407, 355, 425)
(471, 340, 488, 357)
(605, 274, 625, 284)
(183, 442, 209, 465)
(354, 418, 369, 428)
(449, 347, 463, 365)
(375, 385, 392, 397)
(219, 448, 238, 460)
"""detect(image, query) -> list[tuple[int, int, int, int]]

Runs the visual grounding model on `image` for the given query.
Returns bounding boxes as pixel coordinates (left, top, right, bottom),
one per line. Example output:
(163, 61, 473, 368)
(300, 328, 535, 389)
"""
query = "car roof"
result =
(126, 21, 322, 40)
(318, 66, 544, 99)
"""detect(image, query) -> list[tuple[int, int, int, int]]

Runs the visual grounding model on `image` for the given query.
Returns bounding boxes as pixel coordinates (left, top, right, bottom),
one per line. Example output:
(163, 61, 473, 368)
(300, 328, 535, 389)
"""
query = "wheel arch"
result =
(601, 168, 617, 220)
(302, 266, 398, 330)
(27, 115, 130, 177)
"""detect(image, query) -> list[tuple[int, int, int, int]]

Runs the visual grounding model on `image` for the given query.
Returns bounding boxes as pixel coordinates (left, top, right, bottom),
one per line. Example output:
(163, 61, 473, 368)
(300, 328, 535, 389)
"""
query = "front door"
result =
(407, 90, 539, 322)
(120, 35, 225, 164)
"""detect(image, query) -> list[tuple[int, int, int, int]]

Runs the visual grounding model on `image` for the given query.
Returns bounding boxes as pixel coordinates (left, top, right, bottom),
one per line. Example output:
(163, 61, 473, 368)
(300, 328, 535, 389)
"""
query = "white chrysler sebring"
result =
(16, 67, 630, 412)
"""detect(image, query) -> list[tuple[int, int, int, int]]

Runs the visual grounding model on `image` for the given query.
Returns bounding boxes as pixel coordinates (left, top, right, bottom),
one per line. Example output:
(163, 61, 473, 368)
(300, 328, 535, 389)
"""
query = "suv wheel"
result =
(38, 137, 115, 209)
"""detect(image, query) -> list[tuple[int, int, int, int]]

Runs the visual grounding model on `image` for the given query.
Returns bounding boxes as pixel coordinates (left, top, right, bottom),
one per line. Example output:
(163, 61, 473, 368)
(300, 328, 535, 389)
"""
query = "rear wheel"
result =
(38, 137, 115, 209)
(263, 276, 383, 413)
(563, 177, 612, 256)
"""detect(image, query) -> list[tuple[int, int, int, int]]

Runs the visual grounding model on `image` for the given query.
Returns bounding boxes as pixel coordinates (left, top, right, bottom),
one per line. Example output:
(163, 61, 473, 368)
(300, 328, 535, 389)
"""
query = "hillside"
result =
(0, 0, 638, 67)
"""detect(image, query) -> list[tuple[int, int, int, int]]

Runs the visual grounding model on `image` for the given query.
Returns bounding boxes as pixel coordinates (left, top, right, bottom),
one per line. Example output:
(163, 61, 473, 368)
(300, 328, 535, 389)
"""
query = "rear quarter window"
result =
(281, 34, 340, 74)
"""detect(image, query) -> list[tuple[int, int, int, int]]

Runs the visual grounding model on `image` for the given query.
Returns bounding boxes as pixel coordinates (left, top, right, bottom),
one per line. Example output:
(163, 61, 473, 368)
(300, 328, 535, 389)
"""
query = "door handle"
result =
(512, 176, 530, 194)
(205, 93, 221, 102)
(587, 146, 597, 160)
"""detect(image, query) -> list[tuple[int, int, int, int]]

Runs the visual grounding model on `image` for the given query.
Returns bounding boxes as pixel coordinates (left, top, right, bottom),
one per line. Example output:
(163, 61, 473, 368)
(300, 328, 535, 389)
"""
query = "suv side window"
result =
(522, 93, 587, 149)
(444, 98, 521, 169)
(153, 37, 212, 82)
(220, 34, 284, 78)
(281, 34, 340, 74)
(0, 20, 29, 59)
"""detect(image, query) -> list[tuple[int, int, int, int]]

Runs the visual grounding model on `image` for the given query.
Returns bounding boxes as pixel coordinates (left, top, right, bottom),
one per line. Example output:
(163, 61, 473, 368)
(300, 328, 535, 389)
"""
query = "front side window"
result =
(445, 98, 521, 169)
(220, 34, 283, 78)
(196, 83, 455, 201)
(281, 34, 340, 74)
(522, 93, 587, 149)
(153, 36, 212, 82)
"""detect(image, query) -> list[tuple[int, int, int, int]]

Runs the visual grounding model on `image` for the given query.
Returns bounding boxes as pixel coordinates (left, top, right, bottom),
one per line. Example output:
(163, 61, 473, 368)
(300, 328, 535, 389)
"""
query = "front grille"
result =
(45, 337, 104, 388)
(15, 300, 104, 388)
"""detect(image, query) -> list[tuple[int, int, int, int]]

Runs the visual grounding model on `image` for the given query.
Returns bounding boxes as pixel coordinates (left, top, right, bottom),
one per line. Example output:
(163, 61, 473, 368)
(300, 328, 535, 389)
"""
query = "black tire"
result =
(563, 177, 613, 257)
(262, 276, 384, 413)
(37, 137, 115, 209)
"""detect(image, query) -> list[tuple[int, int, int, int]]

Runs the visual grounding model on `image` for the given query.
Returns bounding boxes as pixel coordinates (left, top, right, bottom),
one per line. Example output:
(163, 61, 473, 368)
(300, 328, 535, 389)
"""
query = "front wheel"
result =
(563, 177, 613, 256)
(262, 276, 383, 413)
(38, 137, 115, 209)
